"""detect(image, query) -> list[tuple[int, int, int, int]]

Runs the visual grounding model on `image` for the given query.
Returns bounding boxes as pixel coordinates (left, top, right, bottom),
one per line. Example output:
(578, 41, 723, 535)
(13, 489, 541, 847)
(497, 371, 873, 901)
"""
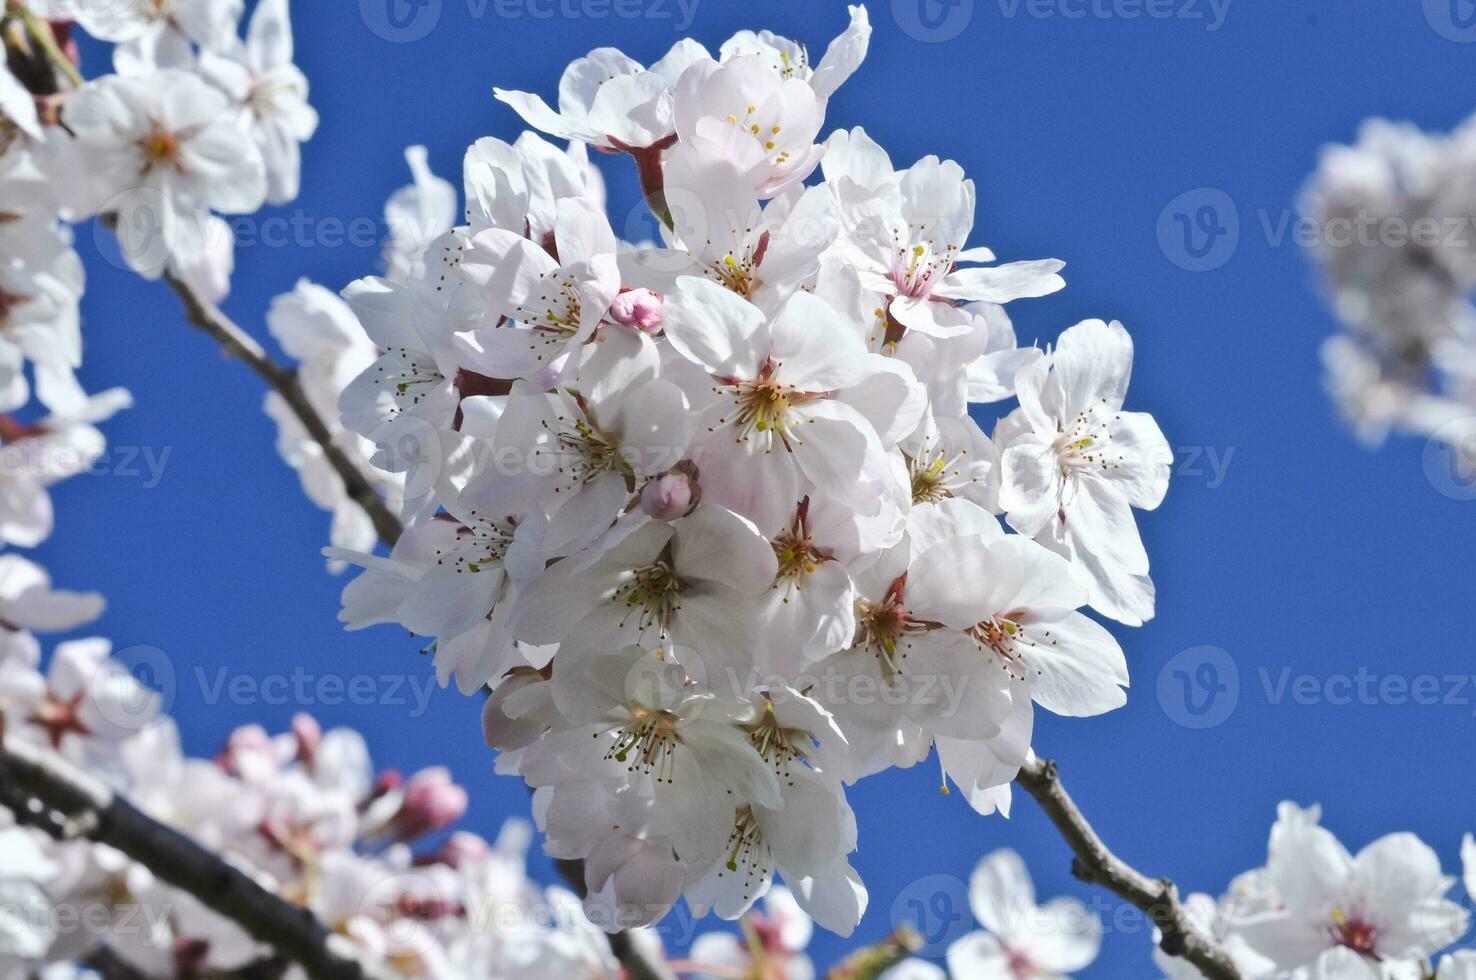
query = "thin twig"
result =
(157, 269, 405, 548)
(159, 267, 677, 980)
(10, 3, 83, 89)
(1015, 757, 1244, 980)
(0, 733, 395, 980)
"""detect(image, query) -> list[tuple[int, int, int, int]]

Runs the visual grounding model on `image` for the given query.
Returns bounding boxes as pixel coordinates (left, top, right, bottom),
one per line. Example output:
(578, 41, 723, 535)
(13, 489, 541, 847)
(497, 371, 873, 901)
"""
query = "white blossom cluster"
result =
(1302, 114, 1476, 468)
(1153, 803, 1476, 980)
(884, 806, 1476, 980)
(0, 603, 643, 978)
(287, 5, 1178, 939)
(882, 849, 1103, 980)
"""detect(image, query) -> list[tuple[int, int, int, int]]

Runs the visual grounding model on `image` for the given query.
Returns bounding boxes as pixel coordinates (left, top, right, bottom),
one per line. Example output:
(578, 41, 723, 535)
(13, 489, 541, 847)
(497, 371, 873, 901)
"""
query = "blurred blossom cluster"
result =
(1303, 116, 1476, 468)
(0, 619, 647, 977)
(883, 807, 1476, 979)
(1154, 803, 1476, 980)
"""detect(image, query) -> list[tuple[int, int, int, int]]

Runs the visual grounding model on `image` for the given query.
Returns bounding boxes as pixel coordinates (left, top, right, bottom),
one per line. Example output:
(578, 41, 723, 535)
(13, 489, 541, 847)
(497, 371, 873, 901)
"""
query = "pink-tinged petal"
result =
(690, 424, 801, 538)
(934, 259, 1066, 304)
(663, 277, 767, 378)
(789, 399, 874, 501)
(672, 503, 777, 595)
(770, 292, 870, 391)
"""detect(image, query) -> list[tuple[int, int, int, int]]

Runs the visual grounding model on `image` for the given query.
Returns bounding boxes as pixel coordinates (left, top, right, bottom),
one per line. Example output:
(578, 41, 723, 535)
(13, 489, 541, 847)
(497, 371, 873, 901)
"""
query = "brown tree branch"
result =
(1015, 757, 1244, 980)
(156, 265, 670, 980)
(0, 731, 395, 980)
(156, 269, 405, 548)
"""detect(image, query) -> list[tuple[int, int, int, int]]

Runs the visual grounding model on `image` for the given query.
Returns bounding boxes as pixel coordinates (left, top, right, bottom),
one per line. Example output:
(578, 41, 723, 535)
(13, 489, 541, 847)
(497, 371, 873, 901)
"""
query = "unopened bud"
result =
(390, 767, 468, 842)
(641, 463, 700, 520)
(291, 713, 321, 765)
(420, 831, 489, 869)
(609, 287, 664, 332)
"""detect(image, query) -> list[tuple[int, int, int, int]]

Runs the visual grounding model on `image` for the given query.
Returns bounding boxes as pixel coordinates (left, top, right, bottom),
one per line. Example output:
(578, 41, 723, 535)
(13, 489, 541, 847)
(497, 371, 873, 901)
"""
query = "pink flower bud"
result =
(419, 831, 489, 869)
(641, 464, 700, 521)
(216, 724, 273, 777)
(609, 288, 664, 332)
(291, 713, 321, 765)
(371, 768, 403, 799)
(391, 767, 468, 842)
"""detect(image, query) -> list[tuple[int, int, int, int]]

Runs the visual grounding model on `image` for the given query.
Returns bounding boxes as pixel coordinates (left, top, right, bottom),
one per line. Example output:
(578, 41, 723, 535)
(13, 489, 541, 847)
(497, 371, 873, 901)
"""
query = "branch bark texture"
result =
(0, 732, 394, 980)
(1015, 757, 1244, 980)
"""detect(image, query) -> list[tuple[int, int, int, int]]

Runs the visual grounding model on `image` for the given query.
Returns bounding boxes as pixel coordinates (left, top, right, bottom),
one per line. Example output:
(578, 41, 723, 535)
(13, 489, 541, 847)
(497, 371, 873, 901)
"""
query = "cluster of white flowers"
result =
(1153, 803, 1476, 980)
(1302, 114, 1476, 468)
(16, 0, 318, 297)
(292, 4, 1177, 940)
(884, 849, 1102, 980)
(882, 807, 1476, 980)
(0, 601, 642, 978)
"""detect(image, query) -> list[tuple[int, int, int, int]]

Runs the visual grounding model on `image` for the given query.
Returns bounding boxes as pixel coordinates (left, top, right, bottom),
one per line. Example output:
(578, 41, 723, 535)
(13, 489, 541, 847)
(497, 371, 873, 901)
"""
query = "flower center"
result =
(968, 615, 1045, 683)
(140, 125, 182, 170)
(723, 104, 791, 167)
(606, 704, 682, 782)
(611, 559, 684, 637)
(546, 405, 631, 487)
(772, 506, 824, 585)
(435, 514, 516, 575)
(854, 576, 914, 673)
(1331, 909, 1378, 956)
(909, 446, 968, 504)
(375, 347, 445, 413)
(0, 285, 30, 330)
(891, 237, 957, 299)
(747, 701, 807, 787)
(1054, 404, 1122, 476)
(719, 808, 771, 905)
(510, 272, 583, 359)
(28, 689, 92, 749)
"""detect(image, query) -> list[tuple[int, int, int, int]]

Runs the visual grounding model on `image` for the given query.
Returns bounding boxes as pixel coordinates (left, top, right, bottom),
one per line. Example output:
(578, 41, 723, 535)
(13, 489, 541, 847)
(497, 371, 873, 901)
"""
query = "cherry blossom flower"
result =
(996, 319, 1172, 626)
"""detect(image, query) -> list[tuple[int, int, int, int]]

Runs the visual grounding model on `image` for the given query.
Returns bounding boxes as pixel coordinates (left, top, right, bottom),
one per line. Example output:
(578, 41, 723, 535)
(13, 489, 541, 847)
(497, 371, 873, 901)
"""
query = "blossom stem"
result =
(10, 4, 83, 89)
(612, 135, 679, 231)
(1015, 757, 1245, 980)
(151, 261, 406, 548)
(0, 729, 397, 980)
(825, 926, 922, 980)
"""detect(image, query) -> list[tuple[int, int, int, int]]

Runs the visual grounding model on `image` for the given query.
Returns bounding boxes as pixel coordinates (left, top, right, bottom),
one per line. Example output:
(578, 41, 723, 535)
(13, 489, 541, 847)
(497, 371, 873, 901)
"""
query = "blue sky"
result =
(47, 1, 1476, 974)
